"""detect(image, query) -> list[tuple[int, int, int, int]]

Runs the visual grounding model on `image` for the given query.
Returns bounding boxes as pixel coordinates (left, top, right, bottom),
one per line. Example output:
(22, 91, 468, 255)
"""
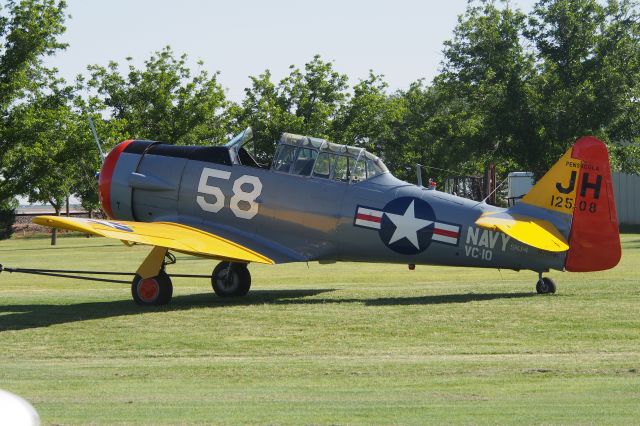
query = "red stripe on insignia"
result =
(433, 228, 458, 238)
(356, 213, 382, 223)
(99, 140, 134, 219)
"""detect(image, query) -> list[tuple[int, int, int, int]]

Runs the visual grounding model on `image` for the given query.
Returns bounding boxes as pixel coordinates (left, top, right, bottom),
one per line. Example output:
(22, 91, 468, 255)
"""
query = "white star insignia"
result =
(384, 200, 433, 249)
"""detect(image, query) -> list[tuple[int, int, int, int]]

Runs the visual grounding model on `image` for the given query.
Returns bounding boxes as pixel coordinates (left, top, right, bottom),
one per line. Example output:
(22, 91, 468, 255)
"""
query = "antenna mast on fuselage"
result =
(87, 115, 106, 161)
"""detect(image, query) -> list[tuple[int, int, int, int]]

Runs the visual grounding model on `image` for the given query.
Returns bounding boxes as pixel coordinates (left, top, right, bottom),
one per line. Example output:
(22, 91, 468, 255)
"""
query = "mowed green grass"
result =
(0, 234, 639, 425)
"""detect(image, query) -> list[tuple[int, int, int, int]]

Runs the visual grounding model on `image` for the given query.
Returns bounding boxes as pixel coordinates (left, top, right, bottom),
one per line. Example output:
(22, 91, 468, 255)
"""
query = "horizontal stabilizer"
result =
(33, 216, 274, 265)
(475, 213, 569, 252)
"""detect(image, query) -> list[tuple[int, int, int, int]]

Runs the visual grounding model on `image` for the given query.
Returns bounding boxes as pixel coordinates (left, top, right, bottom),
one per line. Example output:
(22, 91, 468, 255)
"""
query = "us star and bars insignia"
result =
(354, 197, 461, 255)
(354, 207, 384, 229)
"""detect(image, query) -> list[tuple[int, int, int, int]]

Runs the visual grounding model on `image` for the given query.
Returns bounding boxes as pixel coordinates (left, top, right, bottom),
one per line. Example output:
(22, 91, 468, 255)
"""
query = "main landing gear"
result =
(131, 246, 174, 306)
(211, 261, 251, 297)
(131, 246, 253, 305)
(132, 271, 173, 305)
(536, 272, 556, 294)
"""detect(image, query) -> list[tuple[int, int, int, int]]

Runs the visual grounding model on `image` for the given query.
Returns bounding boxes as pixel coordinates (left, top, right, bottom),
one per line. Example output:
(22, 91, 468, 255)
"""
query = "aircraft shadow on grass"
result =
(0, 290, 533, 331)
(622, 239, 640, 249)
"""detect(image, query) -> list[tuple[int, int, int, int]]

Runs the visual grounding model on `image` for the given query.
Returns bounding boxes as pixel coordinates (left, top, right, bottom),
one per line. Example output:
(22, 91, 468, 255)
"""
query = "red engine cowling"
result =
(98, 140, 134, 219)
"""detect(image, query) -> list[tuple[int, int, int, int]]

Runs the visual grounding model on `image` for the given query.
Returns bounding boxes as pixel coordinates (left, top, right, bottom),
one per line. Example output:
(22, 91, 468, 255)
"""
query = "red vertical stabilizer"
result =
(565, 137, 621, 272)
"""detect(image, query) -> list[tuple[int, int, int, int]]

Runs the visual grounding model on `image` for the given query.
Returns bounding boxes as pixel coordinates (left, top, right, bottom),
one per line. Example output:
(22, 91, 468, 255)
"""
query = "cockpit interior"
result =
(226, 128, 388, 183)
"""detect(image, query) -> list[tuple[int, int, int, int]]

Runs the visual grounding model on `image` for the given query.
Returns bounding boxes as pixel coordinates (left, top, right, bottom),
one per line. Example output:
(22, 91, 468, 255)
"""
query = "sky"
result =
(46, 0, 540, 101)
(21, 0, 542, 207)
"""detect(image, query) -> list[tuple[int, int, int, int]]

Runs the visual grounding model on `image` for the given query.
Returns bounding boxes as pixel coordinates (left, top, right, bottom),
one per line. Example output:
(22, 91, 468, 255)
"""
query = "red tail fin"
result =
(565, 137, 620, 272)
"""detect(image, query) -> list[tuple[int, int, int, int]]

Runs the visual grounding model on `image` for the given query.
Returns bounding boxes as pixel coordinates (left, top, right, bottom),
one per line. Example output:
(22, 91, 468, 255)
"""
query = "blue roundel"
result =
(378, 197, 436, 255)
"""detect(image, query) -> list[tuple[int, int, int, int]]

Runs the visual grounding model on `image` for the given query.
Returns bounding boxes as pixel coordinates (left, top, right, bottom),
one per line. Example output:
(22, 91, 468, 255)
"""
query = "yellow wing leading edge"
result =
(32, 216, 274, 265)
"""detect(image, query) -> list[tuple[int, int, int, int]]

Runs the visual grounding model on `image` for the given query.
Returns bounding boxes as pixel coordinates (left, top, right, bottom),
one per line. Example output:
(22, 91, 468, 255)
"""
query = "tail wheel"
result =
(132, 272, 173, 305)
(212, 262, 251, 297)
(536, 277, 556, 294)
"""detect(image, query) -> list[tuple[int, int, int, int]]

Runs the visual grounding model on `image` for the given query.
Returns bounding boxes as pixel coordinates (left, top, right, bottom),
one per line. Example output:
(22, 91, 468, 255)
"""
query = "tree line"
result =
(1, 0, 639, 241)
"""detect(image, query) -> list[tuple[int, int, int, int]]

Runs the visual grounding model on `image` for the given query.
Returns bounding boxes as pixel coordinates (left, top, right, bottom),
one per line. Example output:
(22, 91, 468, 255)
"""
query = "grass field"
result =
(0, 234, 639, 425)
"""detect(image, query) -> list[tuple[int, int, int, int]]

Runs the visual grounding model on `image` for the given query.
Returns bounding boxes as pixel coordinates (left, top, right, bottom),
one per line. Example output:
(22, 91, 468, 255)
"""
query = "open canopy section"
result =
(271, 132, 388, 182)
(223, 127, 265, 168)
(224, 127, 253, 150)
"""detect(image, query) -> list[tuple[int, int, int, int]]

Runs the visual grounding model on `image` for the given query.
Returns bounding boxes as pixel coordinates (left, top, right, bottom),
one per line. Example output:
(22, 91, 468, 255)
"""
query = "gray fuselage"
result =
(104, 140, 565, 273)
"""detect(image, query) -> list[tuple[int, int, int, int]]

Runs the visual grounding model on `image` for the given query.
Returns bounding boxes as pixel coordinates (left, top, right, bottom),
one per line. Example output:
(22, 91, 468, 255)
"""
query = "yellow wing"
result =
(475, 213, 569, 252)
(33, 216, 273, 265)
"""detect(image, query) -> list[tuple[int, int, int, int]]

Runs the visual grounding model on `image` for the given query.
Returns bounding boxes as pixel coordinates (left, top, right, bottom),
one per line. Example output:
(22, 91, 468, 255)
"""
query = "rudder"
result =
(564, 137, 620, 271)
(521, 136, 621, 272)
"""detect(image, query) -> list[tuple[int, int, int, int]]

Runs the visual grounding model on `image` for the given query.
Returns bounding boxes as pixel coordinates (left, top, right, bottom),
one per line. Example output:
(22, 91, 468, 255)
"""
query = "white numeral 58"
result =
(196, 168, 262, 219)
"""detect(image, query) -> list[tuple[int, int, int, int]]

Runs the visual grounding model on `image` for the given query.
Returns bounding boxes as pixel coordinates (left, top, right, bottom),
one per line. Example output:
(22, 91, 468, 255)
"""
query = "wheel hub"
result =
(219, 270, 238, 291)
(539, 280, 547, 292)
(138, 278, 160, 302)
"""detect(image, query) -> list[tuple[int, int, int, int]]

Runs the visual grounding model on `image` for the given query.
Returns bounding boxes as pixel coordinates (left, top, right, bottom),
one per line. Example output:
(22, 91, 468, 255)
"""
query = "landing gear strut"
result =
(536, 273, 556, 294)
(211, 261, 251, 297)
(130, 248, 253, 304)
(132, 246, 174, 306)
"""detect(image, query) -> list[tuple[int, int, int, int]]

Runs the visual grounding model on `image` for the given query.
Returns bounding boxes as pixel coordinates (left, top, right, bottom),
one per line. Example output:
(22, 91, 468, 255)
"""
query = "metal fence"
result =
(613, 172, 640, 225)
(444, 176, 486, 201)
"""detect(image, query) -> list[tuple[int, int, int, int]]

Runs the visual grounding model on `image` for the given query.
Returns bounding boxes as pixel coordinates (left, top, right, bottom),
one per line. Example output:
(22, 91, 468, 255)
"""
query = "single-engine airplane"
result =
(30, 129, 620, 305)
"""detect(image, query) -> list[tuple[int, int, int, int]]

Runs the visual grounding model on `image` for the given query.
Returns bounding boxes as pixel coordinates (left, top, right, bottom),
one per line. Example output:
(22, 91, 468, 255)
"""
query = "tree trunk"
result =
(87, 209, 93, 237)
(51, 207, 61, 246)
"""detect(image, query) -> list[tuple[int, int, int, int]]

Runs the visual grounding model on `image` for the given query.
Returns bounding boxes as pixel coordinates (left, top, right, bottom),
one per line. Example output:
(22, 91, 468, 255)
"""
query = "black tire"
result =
(131, 271, 173, 305)
(536, 277, 556, 294)
(543, 277, 556, 294)
(211, 262, 251, 297)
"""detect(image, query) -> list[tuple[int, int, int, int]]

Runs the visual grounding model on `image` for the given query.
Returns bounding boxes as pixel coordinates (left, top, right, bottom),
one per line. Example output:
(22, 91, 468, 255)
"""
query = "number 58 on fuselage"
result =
(34, 128, 621, 305)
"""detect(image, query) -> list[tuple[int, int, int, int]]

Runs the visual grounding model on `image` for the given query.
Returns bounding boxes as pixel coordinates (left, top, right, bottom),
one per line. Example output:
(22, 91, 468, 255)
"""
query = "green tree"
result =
(0, 197, 17, 240)
(388, 81, 474, 182)
(68, 113, 105, 216)
(528, 0, 640, 172)
(411, 0, 640, 180)
(528, 0, 609, 167)
(434, 0, 535, 172)
(0, 0, 66, 115)
(86, 46, 230, 146)
(231, 70, 303, 163)
(332, 72, 404, 153)
(235, 55, 350, 162)
(279, 55, 349, 138)
(0, 0, 67, 227)
(2, 69, 90, 245)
